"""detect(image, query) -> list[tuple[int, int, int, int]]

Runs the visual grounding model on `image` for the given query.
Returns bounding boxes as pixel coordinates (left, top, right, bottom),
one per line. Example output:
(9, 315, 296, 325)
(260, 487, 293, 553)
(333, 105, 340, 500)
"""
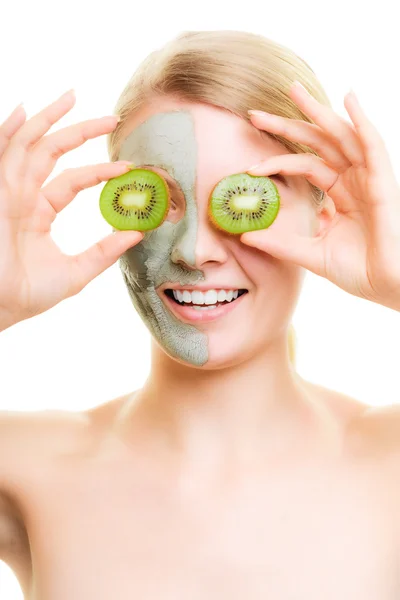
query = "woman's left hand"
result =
(242, 81, 400, 312)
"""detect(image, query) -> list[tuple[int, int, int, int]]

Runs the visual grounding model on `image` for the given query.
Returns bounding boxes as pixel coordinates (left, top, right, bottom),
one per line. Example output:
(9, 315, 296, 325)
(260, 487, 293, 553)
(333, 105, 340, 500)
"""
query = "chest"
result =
(19, 459, 400, 599)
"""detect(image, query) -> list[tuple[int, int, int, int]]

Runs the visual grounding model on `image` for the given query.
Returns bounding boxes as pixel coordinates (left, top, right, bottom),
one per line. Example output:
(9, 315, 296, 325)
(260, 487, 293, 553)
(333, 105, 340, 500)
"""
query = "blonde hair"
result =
(107, 30, 333, 367)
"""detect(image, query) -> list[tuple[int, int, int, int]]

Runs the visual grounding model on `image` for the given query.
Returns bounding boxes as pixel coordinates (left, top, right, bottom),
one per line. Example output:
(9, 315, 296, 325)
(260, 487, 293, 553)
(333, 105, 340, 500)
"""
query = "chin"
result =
(203, 337, 256, 370)
(163, 336, 256, 371)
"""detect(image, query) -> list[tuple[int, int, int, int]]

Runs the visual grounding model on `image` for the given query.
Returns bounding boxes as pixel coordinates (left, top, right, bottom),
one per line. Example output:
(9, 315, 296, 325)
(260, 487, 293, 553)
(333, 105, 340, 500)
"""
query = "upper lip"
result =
(158, 283, 249, 293)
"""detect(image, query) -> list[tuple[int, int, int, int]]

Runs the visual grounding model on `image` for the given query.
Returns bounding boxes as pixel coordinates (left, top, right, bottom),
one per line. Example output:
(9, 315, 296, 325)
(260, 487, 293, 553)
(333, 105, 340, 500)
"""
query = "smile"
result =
(161, 288, 249, 323)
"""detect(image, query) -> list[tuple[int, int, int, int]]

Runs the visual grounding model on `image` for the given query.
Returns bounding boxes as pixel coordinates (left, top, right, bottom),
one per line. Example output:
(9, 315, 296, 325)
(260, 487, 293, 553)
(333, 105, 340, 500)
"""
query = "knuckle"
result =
(17, 115, 54, 150)
(93, 171, 103, 186)
(78, 127, 90, 143)
(69, 167, 95, 195)
(302, 152, 317, 165)
(13, 129, 33, 149)
(278, 122, 289, 137)
(0, 129, 13, 146)
(39, 109, 59, 131)
(93, 241, 107, 262)
(52, 164, 103, 198)
(42, 137, 65, 160)
(58, 167, 79, 192)
(70, 178, 85, 195)
(70, 123, 90, 146)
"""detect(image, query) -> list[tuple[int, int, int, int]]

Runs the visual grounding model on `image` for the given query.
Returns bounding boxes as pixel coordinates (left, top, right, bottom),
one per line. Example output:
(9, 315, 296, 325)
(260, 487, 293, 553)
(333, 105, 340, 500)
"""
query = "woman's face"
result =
(117, 97, 318, 369)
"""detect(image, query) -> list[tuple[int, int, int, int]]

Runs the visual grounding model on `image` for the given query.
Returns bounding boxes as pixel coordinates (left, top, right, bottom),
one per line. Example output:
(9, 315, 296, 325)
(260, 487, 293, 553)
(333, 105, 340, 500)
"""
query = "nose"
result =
(170, 213, 228, 271)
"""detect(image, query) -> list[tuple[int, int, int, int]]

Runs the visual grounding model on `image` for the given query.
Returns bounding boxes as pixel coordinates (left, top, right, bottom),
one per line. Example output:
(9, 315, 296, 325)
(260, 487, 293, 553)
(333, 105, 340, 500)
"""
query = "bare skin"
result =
(1, 91, 400, 599)
(1, 382, 400, 599)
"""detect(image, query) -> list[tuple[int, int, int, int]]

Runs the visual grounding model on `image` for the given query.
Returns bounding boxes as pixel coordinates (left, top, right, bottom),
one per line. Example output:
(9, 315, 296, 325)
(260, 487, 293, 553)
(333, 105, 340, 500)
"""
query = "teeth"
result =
(170, 289, 242, 305)
(217, 290, 227, 302)
(192, 291, 205, 305)
(204, 290, 218, 305)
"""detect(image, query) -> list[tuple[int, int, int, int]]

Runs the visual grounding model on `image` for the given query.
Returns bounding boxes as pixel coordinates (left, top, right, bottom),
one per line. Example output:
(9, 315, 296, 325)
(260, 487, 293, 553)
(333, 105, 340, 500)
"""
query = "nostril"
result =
(170, 246, 196, 268)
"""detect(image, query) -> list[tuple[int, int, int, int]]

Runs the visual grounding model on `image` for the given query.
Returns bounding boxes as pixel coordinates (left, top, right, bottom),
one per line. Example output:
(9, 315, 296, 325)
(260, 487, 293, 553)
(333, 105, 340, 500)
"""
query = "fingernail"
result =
(249, 111, 281, 124)
(114, 161, 135, 169)
(247, 164, 261, 171)
(61, 89, 75, 99)
(248, 110, 266, 117)
(293, 81, 309, 94)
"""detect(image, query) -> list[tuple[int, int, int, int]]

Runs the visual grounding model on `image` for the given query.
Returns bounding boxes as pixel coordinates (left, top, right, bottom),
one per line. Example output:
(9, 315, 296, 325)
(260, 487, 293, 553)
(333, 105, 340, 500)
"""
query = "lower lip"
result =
(161, 292, 248, 323)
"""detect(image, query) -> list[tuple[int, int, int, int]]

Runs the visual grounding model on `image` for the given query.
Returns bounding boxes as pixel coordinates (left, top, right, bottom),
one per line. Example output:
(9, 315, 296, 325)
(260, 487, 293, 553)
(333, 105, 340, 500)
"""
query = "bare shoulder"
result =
(0, 395, 130, 547)
(0, 407, 89, 480)
(0, 392, 133, 484)
(309, 379, 400, 463)
(0, 406, 91, 563)
(346, 401, 400, 458)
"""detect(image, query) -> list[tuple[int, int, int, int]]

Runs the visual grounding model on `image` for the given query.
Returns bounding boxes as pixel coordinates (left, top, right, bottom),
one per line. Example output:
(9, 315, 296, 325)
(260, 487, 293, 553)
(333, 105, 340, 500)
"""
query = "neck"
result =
(114, 335, 337, 478)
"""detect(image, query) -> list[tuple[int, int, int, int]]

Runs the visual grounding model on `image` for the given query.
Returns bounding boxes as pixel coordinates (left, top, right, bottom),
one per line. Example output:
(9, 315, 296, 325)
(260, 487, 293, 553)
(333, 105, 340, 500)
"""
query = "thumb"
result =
(68, 230, 144, 295)
(240, 228, 322, 273)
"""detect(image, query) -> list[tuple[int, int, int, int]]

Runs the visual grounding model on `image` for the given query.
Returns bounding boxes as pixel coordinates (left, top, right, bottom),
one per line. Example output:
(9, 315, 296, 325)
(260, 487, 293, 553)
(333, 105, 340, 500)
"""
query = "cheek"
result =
(239, 241, 304, 313)
(238, 244, 279, 286)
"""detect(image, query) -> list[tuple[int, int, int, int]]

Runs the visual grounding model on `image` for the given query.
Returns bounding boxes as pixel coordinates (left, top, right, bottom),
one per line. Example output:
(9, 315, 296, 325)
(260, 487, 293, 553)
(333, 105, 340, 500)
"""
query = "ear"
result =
(314, 193, 337, 237)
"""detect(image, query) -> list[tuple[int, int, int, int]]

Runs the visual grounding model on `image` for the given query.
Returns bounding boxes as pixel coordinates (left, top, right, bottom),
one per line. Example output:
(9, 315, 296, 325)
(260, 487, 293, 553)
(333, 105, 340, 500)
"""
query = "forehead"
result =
(118, 97, 305, 191)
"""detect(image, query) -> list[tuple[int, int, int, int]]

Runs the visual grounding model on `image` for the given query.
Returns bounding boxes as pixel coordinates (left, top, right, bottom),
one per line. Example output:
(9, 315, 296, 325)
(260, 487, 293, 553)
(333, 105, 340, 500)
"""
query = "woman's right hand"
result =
(0, 90, 143, 331)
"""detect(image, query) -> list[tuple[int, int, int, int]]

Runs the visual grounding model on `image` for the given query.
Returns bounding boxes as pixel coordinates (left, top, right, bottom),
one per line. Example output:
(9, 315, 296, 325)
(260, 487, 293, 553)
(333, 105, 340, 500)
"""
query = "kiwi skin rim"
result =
(102, 168, 171, 232)
(207, 173, 280, 236)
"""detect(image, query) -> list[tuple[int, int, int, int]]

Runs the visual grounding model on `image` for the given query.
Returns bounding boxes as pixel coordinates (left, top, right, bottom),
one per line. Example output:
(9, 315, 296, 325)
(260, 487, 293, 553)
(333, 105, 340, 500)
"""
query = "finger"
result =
(248, 111, 350, 172)
(67, 230, 144, 296)
(0, 103, 26, 159)
(240, 224, 325, 275)
(247, 153, 355, 214)
(27, 115, 121, 188)
(42, 161, 133, 213)
(288, 82, 366, 167)
(2, 90, 76, 180)
(344, 91, 394, 178)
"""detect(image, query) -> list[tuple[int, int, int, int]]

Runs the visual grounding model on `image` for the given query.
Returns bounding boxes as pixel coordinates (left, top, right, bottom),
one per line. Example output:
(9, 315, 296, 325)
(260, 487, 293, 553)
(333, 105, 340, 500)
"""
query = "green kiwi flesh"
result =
(209, 173, 280, 234)
(99, 168, 170, 231)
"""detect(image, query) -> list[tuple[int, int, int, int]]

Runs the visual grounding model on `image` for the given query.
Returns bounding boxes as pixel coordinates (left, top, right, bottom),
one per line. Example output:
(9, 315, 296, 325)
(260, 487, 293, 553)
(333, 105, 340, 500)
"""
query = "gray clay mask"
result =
(117, 111, 208, 366)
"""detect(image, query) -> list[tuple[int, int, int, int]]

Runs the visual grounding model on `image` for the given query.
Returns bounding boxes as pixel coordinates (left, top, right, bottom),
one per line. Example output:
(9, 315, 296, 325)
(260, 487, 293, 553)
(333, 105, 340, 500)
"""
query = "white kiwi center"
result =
(122, 191, 148, 208)
(233, 194, 260, 210)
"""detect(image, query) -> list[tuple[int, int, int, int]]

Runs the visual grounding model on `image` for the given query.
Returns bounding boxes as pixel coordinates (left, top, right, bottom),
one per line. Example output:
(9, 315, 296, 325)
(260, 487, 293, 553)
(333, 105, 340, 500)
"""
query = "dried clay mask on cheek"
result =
(117, 111, 209, 367)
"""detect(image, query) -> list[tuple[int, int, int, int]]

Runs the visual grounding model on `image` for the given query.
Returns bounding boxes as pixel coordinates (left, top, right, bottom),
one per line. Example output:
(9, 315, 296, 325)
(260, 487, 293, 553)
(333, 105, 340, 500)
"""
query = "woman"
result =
(1, 30, 400, 598)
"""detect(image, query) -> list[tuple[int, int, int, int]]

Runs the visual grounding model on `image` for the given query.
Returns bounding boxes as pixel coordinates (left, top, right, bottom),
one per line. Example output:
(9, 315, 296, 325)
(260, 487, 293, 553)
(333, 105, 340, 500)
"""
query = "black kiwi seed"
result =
(99, 168, 170, 231)
(208, 172, 280, 235)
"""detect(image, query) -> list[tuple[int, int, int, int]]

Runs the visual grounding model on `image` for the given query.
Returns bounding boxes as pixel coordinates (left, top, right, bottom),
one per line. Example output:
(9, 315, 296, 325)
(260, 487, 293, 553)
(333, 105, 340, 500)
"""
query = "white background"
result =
(1, 0, 400, 596)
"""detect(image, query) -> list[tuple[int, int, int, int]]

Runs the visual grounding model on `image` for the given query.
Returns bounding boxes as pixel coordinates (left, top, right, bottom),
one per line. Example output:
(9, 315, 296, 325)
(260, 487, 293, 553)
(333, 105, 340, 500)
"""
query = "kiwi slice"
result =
(208, 173, 280, 235)
(99, 168, 170, 231)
